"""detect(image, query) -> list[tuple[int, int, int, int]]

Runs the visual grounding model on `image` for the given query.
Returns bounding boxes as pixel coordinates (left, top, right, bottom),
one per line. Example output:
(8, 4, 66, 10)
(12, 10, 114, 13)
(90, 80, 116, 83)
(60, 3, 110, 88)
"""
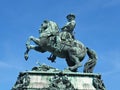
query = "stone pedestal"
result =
(12, 65, 105, 90)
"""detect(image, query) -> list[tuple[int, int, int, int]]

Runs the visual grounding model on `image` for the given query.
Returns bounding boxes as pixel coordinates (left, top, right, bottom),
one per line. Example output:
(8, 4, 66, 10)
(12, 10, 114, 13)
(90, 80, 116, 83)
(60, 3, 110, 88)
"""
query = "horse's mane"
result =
(49, 21, 59, 33)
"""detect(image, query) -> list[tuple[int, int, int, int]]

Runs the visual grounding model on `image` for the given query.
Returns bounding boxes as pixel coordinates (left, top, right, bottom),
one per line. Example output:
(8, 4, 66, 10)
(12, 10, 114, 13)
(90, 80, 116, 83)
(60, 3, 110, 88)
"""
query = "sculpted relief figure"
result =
(24, 14, 97, 72)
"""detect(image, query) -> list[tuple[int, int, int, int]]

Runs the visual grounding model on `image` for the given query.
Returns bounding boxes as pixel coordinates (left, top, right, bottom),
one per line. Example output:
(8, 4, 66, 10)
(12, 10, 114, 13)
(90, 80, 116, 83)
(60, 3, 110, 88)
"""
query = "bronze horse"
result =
(24, 20, 94, 72)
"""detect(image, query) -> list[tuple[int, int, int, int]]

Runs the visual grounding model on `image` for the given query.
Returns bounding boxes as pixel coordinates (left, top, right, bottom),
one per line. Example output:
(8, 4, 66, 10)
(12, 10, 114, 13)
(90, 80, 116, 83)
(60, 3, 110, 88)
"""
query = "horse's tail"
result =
(83, 47, 98, 73)
(86, 47, 98, 60)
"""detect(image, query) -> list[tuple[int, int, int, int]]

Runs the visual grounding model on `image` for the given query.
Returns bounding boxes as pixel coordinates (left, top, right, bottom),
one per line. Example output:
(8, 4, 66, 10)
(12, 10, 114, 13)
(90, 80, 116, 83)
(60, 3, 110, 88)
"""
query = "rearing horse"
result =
(24, 20, 89, 72)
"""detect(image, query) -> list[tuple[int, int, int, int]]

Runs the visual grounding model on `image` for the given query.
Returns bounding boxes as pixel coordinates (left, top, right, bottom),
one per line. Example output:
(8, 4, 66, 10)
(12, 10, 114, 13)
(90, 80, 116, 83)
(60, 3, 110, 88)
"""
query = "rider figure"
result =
(55, 14, 76, 49)
(48, 14, 76, 62)
(61, 13, 76, 40)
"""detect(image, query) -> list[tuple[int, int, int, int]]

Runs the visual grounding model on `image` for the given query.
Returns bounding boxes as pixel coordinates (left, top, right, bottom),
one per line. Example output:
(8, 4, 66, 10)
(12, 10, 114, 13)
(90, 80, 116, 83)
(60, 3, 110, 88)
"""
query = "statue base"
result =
(12, 64, 106, 90)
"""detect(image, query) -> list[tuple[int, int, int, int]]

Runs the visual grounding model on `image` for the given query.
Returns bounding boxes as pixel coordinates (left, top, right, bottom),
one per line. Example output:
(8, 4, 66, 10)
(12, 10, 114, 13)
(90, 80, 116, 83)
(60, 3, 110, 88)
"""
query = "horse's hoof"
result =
(64, 68, 72, 72)
(24, 54, 28, 61)
(68, 67, 73, 71)
(78, 63, 82, 67)
(26, 45, 31, 50)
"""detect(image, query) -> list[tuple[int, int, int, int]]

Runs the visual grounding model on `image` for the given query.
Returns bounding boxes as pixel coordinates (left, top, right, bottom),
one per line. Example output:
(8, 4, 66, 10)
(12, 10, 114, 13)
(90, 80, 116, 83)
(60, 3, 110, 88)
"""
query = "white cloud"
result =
(0, 61, 12, 68)
(0, 61, 23, 70)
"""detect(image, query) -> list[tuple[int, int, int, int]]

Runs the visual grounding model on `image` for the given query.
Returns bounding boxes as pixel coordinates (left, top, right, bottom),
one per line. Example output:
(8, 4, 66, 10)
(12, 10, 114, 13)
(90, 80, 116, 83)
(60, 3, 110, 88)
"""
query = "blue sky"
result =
(0, 0, 120, 90)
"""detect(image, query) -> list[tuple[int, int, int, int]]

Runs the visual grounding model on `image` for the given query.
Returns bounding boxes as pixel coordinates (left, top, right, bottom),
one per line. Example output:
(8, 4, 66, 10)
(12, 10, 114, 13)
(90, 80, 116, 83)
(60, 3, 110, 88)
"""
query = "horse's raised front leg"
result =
(24, 36, 40, 60)
(24, 48, 29, 60)
(26, 36, 40, 48)
(24, 45, 37, 60)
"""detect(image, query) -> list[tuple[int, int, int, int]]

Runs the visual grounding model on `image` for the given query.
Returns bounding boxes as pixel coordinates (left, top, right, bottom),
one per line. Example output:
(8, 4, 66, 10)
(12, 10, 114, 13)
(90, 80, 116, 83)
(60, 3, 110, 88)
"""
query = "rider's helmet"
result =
(43, 20, 49, 23)
(66, 13, 75, 20)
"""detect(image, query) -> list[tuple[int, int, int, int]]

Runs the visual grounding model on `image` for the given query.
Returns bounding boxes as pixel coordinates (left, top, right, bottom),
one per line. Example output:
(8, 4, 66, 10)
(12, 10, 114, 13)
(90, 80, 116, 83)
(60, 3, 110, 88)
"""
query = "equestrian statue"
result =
(24, 14, 97, 72)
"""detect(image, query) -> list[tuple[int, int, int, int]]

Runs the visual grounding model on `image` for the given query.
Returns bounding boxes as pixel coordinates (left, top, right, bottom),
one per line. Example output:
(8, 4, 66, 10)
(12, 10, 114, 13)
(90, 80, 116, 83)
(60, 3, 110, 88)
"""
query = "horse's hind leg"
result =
(66, 57, 77, 72)
(67, 50, 82, 71)
(69, 55, 82, 71)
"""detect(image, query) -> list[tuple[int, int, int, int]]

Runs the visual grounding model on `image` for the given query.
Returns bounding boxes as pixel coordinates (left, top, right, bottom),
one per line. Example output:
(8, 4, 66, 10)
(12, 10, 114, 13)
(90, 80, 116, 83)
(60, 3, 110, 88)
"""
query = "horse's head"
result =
(39, 20, 59, 38)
